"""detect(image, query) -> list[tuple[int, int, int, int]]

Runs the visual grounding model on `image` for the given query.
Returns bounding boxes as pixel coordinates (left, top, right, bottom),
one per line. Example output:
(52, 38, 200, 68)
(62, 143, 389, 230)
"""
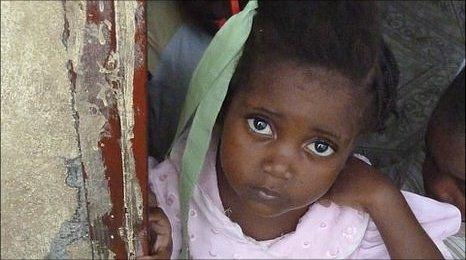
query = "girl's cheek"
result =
(299, 164, 339, 195)
(221, 141, 254, 181)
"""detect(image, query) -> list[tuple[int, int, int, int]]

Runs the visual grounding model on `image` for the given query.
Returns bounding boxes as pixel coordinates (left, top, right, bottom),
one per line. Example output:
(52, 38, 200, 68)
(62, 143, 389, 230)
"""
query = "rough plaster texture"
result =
(2, 0, 148, 258)
(1, 0, 147, 258)
(0, 1, 91, 259)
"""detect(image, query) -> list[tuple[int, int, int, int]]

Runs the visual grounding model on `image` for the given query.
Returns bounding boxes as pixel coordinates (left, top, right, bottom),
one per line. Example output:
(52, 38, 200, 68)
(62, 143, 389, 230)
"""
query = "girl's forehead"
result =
(249, 60, 357, 94)
(245, 62, 360, 107)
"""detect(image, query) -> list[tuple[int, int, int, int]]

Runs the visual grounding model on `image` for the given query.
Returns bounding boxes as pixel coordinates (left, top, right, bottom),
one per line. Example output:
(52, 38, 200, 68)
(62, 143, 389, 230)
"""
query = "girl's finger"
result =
(149, 191, 158, 207)
(137, 253, 170, 260)
(148, 207, 172, 235)
(137, 226, 151, 256)
(147, 207, 172, 256)
(137, 255, 156, 260)
(148, 207, 168, 222)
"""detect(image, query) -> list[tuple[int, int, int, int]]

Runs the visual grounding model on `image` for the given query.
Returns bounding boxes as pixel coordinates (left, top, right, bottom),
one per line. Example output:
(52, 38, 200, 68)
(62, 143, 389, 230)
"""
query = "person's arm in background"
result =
(322, 157, 445, 259)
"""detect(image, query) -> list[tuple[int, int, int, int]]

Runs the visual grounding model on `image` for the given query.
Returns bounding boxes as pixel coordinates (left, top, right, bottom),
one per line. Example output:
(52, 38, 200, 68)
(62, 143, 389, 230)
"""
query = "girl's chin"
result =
(243, 200, 291, 218)
(244, 200, 316, 220)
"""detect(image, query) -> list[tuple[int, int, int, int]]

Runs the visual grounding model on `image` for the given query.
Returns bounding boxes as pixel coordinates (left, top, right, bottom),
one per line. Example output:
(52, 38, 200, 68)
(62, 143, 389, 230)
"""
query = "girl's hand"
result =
(137, 192, 173, 259)
(319, 155, 397, 211)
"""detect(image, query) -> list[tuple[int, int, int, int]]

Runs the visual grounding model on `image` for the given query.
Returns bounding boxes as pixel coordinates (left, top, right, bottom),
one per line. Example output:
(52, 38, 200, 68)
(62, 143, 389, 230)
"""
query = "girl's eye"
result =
(247, 118, 273, 136)
(306, 140, 334, 157)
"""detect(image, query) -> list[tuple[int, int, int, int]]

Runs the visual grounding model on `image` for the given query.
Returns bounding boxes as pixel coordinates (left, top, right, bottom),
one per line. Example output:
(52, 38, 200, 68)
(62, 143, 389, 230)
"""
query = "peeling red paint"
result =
(75, 1, 147, 258)
(131, 0, 149, 256)
(84, 1, 127, 258)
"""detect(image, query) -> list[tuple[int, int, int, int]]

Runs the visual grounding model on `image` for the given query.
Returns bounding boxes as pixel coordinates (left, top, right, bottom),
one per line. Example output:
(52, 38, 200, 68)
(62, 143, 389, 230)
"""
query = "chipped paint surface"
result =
(114, 1, 145, 257)
(60, 2, 121, 258)
(73, 6, 113, 221)
(0, 1, 85, 258)
(1, 0, 146, 258)
(72, 1, 121, 258)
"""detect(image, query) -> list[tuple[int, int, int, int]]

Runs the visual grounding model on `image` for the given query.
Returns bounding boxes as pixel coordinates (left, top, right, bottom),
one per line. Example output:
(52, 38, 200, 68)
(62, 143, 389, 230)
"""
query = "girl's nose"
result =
(262, 140, 297, 180)
(262, 160, 293, 180)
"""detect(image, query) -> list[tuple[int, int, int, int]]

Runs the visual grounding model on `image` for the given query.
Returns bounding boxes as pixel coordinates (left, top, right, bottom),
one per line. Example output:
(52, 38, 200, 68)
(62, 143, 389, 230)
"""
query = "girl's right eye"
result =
(306, 140, 335, 157)
(247, 118, 273, 137)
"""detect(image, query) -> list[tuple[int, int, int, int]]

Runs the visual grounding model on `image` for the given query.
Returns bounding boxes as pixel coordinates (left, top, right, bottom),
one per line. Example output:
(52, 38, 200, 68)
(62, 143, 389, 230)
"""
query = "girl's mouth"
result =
(247, 186, 283, 202)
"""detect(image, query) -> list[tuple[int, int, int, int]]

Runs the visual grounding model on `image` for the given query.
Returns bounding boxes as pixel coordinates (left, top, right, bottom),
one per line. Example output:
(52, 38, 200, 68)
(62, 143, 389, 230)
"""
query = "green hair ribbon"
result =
(173, 1, 258, 258)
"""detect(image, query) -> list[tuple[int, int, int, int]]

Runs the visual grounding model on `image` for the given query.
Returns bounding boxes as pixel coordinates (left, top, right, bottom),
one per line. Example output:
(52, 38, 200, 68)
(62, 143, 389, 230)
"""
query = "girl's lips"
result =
(248, 186, 282, 201)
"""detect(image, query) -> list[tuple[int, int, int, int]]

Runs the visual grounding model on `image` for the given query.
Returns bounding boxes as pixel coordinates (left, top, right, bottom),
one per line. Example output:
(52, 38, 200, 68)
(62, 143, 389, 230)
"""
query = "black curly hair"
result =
(372, 38, 399, 132)
(225, 1, 398, 133)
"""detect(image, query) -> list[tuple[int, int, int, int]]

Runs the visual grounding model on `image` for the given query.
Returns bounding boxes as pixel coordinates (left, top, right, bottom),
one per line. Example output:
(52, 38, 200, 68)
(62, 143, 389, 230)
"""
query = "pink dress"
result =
(149, 132, 461, 259)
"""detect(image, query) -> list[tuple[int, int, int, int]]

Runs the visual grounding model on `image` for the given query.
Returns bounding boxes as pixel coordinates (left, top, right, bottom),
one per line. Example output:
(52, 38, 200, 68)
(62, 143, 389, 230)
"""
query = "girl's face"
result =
(219, 61, 364, 217)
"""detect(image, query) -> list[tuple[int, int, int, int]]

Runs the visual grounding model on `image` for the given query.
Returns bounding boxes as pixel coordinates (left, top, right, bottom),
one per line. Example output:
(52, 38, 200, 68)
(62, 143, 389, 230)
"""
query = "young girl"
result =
(142, 1, 461, 259)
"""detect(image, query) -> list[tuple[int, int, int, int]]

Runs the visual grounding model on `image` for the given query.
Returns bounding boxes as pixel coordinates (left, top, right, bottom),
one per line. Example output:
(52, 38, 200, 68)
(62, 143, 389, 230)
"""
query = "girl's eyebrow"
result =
(251, 106, 283, 119)
(311, 127, 342, 143)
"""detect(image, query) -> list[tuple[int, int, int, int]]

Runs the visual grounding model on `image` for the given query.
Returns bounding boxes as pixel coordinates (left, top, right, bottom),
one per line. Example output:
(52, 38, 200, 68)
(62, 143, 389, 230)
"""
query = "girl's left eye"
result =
(306, 140, 335, 157)
(247, 118, 273, 136)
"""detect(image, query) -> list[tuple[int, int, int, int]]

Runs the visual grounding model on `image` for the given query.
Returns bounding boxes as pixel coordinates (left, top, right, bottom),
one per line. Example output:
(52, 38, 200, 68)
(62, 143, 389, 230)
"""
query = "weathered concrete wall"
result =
(1, 1, 92, 259)
(1, 1, 146, 258)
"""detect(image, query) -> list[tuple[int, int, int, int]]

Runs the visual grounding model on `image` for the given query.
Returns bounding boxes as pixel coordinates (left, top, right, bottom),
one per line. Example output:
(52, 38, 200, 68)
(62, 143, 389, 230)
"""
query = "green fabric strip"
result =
(177, 1, 258, 258)
(174, 1, 257, 140)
